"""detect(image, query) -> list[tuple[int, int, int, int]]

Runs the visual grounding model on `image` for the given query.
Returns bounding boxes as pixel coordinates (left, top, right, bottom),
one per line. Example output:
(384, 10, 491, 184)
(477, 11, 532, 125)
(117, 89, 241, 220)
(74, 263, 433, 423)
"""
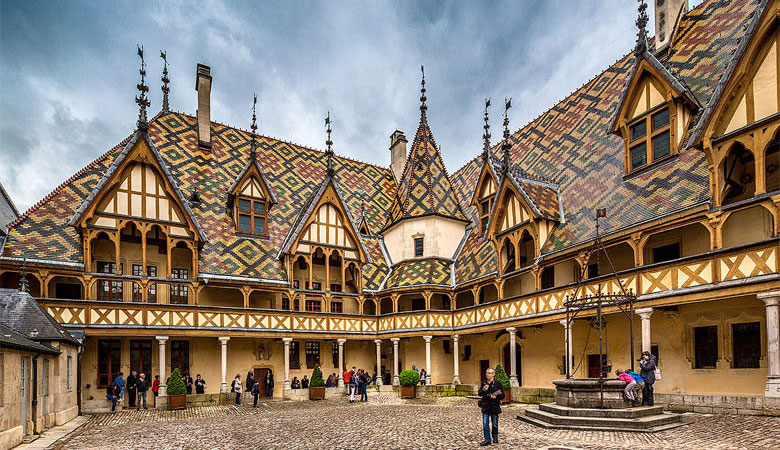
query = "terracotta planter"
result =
(400, 385, 416, 399)
(309, 386, 326, 400)
(501, 387, 512, 404)
(168, 394, 187, 410)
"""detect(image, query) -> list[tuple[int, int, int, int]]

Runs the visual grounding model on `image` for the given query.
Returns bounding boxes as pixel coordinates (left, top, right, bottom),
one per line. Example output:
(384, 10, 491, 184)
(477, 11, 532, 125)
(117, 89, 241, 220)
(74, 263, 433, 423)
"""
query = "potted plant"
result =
(494, 364, 511, 403)
(399, 369, 420, 399)
(309, 364, 326, 400)
(167, 368, 187, 410)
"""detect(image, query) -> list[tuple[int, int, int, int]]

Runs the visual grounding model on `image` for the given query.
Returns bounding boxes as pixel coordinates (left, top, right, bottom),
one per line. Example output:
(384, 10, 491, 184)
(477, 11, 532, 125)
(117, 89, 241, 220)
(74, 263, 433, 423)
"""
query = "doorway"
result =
(479, 359, 490, 383)
(253, 368, 270, 398)
(502, 343, 522, 386)
(587, 354, 608, 378)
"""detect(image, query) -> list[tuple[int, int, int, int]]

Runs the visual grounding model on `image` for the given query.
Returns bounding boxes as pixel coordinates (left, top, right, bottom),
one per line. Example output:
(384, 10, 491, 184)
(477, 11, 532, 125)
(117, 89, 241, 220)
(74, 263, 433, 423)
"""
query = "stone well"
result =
(553, 378, 633, 409)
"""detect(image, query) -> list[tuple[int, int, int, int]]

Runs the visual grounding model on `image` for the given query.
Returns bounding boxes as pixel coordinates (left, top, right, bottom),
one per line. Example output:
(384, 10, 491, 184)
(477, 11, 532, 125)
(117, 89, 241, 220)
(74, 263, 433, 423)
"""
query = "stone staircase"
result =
(518, 403, 686, 433)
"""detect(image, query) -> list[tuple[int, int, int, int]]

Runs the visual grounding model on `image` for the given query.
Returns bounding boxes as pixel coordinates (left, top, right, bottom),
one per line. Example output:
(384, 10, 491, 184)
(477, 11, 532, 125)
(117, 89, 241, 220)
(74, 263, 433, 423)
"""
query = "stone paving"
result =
(53, 398, 780, 450)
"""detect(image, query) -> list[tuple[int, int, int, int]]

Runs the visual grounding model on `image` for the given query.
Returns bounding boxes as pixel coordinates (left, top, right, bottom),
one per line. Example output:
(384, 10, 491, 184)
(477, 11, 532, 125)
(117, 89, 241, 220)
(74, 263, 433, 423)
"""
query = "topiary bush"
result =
(399, 369, 421, 387)
(167, 368, 186, 395)
(310, 364, 325, 388)
(494, 364, 510, 390)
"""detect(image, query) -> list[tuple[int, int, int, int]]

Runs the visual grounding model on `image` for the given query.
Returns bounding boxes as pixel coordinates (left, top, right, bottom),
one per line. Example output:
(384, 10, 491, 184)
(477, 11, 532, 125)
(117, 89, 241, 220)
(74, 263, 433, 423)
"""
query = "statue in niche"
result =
(258, 343, 266, 360)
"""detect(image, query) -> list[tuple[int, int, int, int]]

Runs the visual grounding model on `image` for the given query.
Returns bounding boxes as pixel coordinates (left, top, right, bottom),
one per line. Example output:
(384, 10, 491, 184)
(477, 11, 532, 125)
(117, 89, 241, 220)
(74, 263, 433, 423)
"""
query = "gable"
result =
(470, 161, 498, 207)
(496, 186, 531, 234)
(629, 73, 667, 119)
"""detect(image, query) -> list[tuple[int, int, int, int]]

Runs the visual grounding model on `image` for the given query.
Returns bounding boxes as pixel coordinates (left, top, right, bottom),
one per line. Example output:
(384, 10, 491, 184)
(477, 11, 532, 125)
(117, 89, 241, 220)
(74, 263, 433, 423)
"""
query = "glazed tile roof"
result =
(385, 120, 468, 231)
(383, 258, 452, 289)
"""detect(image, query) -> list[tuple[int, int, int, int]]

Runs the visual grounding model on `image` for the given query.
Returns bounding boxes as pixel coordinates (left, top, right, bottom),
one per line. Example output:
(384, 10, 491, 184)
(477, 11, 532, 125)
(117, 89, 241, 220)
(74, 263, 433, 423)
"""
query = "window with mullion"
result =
(237, 195, 267, 236)
(479, 197, 493, 235)
(626, 106, 671, 172)
(170, 268, 188, 304)
(305, 342, 320, 369)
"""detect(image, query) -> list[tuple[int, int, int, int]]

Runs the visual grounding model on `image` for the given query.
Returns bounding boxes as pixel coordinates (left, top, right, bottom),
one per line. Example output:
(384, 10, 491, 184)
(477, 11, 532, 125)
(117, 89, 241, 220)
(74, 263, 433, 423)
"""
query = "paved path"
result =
(15, 416, 89, 450)
(51, 399, 780, 449)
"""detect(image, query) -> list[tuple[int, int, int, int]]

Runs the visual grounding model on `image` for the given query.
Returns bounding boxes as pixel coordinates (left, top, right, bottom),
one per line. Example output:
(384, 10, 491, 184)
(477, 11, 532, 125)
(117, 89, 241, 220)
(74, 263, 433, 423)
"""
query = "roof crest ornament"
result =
(135, 45, 151, 132)
(502, 98, 512, 176)
(419, 65, 428, 124)
(635, 0, 649, 55)
(250, 93, 258, 161)
(482, 98, 492, 162)
(160, 50, 170, 112)
(19, 256, 29, 293)
(325, 111, 335, 177)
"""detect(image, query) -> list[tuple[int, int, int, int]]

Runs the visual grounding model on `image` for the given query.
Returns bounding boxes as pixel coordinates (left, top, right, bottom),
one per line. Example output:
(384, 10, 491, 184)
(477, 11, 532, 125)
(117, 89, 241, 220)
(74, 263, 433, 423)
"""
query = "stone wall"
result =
(656, 393, 780, 416)
(513, 387, 556, 404)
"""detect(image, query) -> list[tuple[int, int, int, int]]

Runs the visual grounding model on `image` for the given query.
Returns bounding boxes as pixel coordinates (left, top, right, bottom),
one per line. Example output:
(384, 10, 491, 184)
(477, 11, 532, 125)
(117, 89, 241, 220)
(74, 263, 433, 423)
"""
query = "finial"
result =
(325, 111, 335, 177)
(419, 65, 428, 124)
(250, 93, 258, 161)
(135, 45, 151, 131)
(160, 50, 170, 112)
(19, 256, 29, 293)
(502, 98, 512, 175)
(635, 0, 649, 55)
(482, 98, 492, 162)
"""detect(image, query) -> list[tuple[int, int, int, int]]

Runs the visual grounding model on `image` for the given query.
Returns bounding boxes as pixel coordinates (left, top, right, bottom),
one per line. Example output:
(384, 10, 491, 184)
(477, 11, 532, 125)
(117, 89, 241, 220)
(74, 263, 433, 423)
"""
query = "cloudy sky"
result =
(0, 0, 701, 212)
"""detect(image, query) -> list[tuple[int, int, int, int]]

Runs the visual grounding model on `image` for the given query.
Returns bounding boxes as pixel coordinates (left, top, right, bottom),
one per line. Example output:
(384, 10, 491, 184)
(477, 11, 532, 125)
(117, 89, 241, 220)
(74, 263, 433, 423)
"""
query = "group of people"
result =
(105, 370, 160, 412)
(343, 366, 373, 402)
(410, 365, 428, 385)
(615, 351, 658, 406)
(231, 370, 275, 407)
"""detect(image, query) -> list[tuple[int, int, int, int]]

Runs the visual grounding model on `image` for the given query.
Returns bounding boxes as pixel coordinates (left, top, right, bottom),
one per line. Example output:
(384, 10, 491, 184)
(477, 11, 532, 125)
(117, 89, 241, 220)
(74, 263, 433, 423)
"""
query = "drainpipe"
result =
(32, 353, 39, 435)
(77, 343, 84, 415)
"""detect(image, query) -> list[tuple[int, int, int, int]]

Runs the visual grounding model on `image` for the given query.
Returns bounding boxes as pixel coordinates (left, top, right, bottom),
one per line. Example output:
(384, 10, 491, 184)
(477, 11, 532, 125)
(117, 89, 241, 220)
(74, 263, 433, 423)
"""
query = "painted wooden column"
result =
(636, 307, 654, 353)
(560, 319, 573, 377)
(374, 339, 383, 386)
(423, 335, 432, 384)
(218, 337, 230, 393)
(337, 339, 346, 387)
(506, 327, 519, 387)
(452, 334, 461, 385)
(758, 291, 780, 397)
(283, 337, 292, 389)
(141, 229, 147, 274)
(391, 337, 400, 386)
(156, 336, 169, 396)
(324, 249, 331, 293)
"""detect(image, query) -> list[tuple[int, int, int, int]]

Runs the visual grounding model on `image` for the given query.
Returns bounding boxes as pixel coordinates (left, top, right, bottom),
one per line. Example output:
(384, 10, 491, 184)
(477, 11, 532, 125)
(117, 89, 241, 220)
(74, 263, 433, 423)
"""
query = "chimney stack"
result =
(195, 63, 212, 149)
(654, 0, 688, 54)
(389, 130, 408, 182)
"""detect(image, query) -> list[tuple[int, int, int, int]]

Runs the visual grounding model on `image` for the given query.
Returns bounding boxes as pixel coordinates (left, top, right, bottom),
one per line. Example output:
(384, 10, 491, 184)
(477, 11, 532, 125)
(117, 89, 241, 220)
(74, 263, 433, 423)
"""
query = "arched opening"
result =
(328, 250, 343, 292)
(397, 294, 424, 312)
(0, 272, 42, 297)
(429, 293, 451, 310)
(722, 205, 775, 248)
(765, 131, 780, 193)
(249, 291, 275, 309)
(503, 271, 535, 297)
(538, 258, 581, 291)
(310, 247, 327, 291)
(199, 286, 243, 308)
(344, 262, 361, 293)
(292, 255, 310, 289)
(91, 231, 116, 272)
(144, 225, 168, 277)
(363, 298, 377, 315)
(479, 284, 498, 304)
(454, 290, 474, 309)
(518, 230, 535, 269)
(643, 222, 710, 264)
(380, 297, 394, 314)
(720, 142, 756, 205)
(48, 276, 83, 299)
(500, 237, 515, 273)
(587, 242, 635, 278)
(502, 342, 522, 386)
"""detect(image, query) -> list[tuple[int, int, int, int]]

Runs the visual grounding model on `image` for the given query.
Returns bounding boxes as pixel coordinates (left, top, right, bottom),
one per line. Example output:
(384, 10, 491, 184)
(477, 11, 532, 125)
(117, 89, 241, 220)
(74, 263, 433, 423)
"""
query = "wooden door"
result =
(479, 359, 490, 383)
(253, 368, 269, 398)
(587, 354, 607, 378)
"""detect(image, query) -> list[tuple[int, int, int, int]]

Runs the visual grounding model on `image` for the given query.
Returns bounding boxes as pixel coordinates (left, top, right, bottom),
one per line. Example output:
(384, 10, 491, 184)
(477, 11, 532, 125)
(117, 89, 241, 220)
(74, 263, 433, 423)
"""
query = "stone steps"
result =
(518, 403, 686, 433)
(518, 412, 686, 433)
(539, 403, 664, 418)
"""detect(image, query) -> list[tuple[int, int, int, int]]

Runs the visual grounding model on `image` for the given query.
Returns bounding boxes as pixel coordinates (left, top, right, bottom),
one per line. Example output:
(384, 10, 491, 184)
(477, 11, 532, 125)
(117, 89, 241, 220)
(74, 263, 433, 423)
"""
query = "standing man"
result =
(638, 351, 657, 406)
(195, 374, 206, 394)
(478, 367, 505, 446)
(126, 370, 137, 408)
(265, 371, 275, 399)
(136, 373, 148, 410)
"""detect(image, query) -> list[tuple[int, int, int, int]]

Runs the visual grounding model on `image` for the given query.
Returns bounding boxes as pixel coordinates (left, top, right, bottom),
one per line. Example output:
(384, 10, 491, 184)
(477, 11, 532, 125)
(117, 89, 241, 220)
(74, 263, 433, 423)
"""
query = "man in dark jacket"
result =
(638, 351, 657, 406)
(126, 371, 137, 408)
(478, 367, 505, 446)
(136, 373, 148, 410)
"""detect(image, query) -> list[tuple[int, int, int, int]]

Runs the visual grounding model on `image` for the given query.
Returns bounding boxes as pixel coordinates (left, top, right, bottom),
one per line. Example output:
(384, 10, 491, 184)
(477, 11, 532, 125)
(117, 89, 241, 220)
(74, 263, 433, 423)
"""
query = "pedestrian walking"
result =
(152, 375, 160, 407)
(265, 371, 274, 398)
(136, 373, 148, 410)
(231, 374, 243, 405)
(478, 367, 505, 446)
(106, 381, 120, 413)
(638, 351, 657, 406)
(126, 370, 137, 408)
(195, 374, 206, 394)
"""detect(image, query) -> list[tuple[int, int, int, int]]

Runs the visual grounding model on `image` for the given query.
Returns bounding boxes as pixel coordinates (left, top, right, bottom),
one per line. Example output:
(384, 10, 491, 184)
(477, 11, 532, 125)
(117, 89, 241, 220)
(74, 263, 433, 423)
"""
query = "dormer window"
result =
(237, 195, 267, 235)
(479, 197, 494, 234)
(628, 106, 672, 171)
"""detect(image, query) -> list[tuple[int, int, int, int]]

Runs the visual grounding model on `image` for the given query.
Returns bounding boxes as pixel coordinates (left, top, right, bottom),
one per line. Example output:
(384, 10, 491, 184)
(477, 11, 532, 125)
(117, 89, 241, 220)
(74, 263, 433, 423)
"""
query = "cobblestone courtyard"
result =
(54, 397, 780, 450)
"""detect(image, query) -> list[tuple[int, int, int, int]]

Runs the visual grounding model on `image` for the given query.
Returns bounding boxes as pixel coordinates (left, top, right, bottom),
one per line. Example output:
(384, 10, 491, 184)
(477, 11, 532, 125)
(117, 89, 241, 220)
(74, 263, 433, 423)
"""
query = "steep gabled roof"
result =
(384, 257, 452, 289)
(0, 289, 79, 346)
(384, 121, 468, 231)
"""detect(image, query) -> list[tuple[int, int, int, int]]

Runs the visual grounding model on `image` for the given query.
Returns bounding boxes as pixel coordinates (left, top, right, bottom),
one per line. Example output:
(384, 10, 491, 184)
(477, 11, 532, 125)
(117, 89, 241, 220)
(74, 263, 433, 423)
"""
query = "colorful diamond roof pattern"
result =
(384, 258, 452, 289)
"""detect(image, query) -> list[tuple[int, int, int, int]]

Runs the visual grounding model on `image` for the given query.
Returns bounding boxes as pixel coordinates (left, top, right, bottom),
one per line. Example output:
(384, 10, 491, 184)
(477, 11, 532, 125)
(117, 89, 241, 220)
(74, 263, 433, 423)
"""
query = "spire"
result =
(250, 93, 258, 161)
(160, 50, 170, 112)
(634, 0, 649, 55)
(419, 65, 428, 124)
(19, 257, 29, 293)
(135, 45, 151, 131)
(482, 98, 492, 163)
(501, 98, 512, 176)
(325, 111, 335, 177)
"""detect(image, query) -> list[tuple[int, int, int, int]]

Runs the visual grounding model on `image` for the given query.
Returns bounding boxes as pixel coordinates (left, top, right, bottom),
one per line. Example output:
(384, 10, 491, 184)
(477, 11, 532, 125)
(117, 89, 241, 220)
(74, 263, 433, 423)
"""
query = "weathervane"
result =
(419, 65, 428, 124)
(482, 98, 492, 162)
(635, 0, 649, 55)
(501, 98, 512, 175)
(160, 50, 170, 112)
(325, 111, 334, 177)
(135, 45, 151, 131)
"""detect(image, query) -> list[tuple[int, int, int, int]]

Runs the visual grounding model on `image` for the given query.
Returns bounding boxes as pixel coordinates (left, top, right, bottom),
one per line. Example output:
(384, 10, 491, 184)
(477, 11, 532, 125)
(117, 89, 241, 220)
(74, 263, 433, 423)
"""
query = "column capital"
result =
(282, 337, 293, 343)
(337, 338, 346, 344)
(636, 307, 654, 319)
(156, 336, 169, 343)
(218, 336, 230, 344)
(758, 291, 780, 306)
(505, 326, 516, 334)
(391, 337, 400, 343)
(423, 335, 433, 342)
(374, 339, 382, 345)
(559, 319, 571, 328)
(452, 334, 459, 342)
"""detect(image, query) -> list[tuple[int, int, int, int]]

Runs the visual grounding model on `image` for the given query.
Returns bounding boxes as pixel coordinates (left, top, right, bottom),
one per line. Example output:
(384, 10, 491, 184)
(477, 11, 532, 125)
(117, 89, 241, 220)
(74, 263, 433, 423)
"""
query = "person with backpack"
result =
(360, 370, 369, 402)
(136, 372, 148, 410)
(478, 367, 505, 446)
(638, 351, 657, 406)
(615, 369, 637, 403)
(231, 374, 243, 405)
(627, 370, 645, 406)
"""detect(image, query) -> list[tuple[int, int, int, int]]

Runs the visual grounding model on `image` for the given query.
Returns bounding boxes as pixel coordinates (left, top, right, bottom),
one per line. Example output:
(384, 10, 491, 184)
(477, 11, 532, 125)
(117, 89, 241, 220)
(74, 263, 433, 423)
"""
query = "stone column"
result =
(156, 336, 168, 396)
(636, 307, 654, 353)
(560, 320, 572, 377)
(506, 327, 519, 387)
(283, 338, 292, 389)
(391, 337, 400, 386)
(758, 291, 780, 397)
(374, 339, 383, 386)
(423, 335, 432, 385)
(337, 339, 346, 388)
(218, 337, 230, 393)
(452, 335, 461, 385)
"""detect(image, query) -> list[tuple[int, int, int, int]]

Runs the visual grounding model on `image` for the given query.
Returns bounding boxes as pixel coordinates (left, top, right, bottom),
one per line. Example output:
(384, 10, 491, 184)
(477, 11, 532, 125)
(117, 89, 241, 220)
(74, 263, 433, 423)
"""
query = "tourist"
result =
(106, 380, 120, 413)
(412, 365, 418, 372)
(185, 372, 193, 395)
(342, 367, 350, 389)
(195, 374, 206, 394)
(348, 370, 357, 403)
(302, 375, 309, 389)
(231, 374, 243, 405)
(420, 368, 427, 385)
(152, 375, 160, 407)
(360, 370, 369, 402)
(615, 369, 636, 402)
(246, 370, 255, 394)
(478, 367, 504, 446)
(251, 378, 260, 407)
(265, 371, 274, 398)
(638, 351, 657, 406)
(127, 370, 137, 408)
(136, 372, 148, 410)
(627, 370, 645, 406)
(372, 370, 377, 385)
(326, 373, 335, 387)
(291, 376, 300, 389)
(114, 372, 125, 406)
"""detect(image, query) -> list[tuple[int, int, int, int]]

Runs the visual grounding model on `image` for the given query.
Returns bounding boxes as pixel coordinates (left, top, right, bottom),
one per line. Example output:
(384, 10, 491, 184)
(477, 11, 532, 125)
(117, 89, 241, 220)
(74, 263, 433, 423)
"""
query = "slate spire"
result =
(635, 0, 649, 55)
(501, 98, 512, 176)
(135, 45, 151, 132)
(160, 50, 170, 112)
(482, 98, 492, 163)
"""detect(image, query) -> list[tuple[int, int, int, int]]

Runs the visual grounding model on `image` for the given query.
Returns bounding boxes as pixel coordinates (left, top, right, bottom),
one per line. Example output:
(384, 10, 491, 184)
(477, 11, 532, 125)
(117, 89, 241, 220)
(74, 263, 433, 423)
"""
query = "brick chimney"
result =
(654, 0, 688, 54)
(389, 130, 408, 182)
(195, 63, 212, 149)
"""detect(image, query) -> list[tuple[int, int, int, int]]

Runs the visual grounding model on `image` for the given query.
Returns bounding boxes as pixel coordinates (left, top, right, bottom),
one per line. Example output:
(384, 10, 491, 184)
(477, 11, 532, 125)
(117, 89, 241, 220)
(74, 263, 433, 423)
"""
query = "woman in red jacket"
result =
(152, 375, 160, 407)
